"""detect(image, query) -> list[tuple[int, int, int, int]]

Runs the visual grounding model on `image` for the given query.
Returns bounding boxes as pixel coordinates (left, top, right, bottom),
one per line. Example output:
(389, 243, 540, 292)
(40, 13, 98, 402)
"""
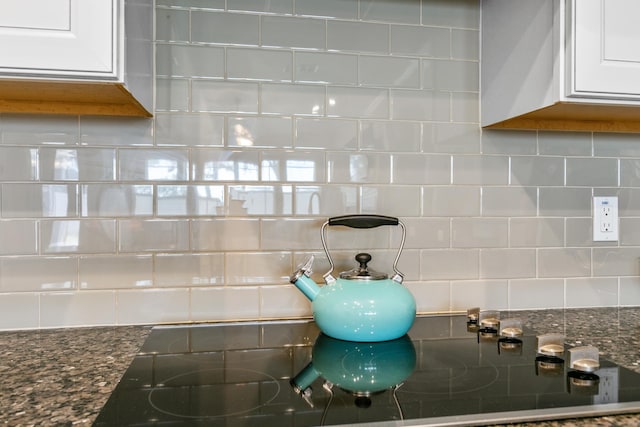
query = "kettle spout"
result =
(290, 255, 320, 301)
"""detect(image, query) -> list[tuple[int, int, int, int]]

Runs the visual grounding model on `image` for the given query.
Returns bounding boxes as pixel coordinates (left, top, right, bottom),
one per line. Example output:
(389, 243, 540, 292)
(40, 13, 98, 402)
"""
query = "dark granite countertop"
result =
(2, 308, 640, 426)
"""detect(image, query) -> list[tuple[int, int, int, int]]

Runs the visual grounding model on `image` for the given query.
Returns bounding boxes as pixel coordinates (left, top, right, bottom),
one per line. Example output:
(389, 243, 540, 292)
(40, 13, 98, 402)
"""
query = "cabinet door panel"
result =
(0, 0, 116, 78)
(572, 0, 640, 98)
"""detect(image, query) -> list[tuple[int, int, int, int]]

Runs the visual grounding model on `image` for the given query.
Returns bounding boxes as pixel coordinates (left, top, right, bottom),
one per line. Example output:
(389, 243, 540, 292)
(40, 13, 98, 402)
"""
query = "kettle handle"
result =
(321, 215, 406, 284)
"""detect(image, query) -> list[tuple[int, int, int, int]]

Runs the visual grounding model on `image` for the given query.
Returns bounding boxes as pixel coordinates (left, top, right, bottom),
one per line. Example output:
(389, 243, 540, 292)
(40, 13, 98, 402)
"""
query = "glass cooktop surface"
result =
(93, 315, 640, 426)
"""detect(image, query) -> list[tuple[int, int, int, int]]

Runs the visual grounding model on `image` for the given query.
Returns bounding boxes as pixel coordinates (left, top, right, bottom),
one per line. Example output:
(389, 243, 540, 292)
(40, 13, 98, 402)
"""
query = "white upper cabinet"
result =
(0, 0, 152, 117)
(482, 0, 640, 132)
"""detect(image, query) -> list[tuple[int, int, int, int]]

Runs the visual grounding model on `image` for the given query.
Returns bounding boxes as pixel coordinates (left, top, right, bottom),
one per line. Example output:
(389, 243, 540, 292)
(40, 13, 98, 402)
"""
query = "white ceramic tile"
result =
(594, 132, 640, 157)
(0, 147, 37, 180)
(156, 0, 224, 8)
(191, 219, 260, 251)
(0, 220, 37, 255)
(191, 11, 260, 45)
(262, 16, 325, 49)
(227, 185, 292, 215)
(566, 217, 600, 247)
(451, 280, 508, 311)
(452, 155, 508, 185)
(539, 131, 592, 156)
(566, 157, 618, 187)
(156, 113, 225, 147)
(80, 116, 153, 146)
(423, 186, 480, 216)
(327, 152, 390, 183)
(293, 185, 359, 216)
(119, 149, 189, 181)
(399, 218, 450, 249)
(40, 291, 116, 328)
(227, 48, 293, 82)
(360, 0, 420, 24)
(422, 0, 480, 29)
(119, 219, 190, 252)
(191, 149, 260, 181)
(390, 89, 449, 121)
(392, 153, 451, 184)
(156, 44, 225, 78)
(228, 0, 292, 14)
(539, 187, 592, 216)
(294, 0, 357, 19)
(79, 255, 153, 289)
(262, 83, 325, 116)
(328, 86, 388, 119)
(226, 252, 291, 284)
(482, 187, 537, 217)
(261, 218, 326, 251)
(296, 118, 357, 150)
(155, 8, 190, 42)
(480, 249, 536, 279)
(0, 293, 39, 330)
(327, 20, 389, 54)
(260, 285, 312, 318)
(510, 218, 565, 247)
(0, 114, 78, 145)
(295, 52, 358, 85)
(0, 256, 77, 292)
(261, 151, 325, 182)
(41, 219, 116, 254)
(538, 248, 591, 278)
(481, 129, 537, 155)
(192, 81, 260, 114)
(620, 277, 640, 306)
(191, 287, 260, 321)
(509, 279, 565, 310)
(155, 253, 225, 287)
(452, 218, 508, 248)
(593, 248, 640, 277)
(452, 92, 479, 123)
(452, 29, 480, 61)
(157, 185, 225, 216)
(361, 185, 421, 216)
(621, 218, 640, 246)
(228, 116, 293, 148)
(155, 78, 190, 112)
(566, 278, 618, 308)
(361, 121, 421, 152)
(423, 59, 478, 92)
(406, 282, 451, 314)
(80, 184, 153, 217)
(359, 56, 420, 88)
(40, 147, 116, 181)
(117, 289, 190, 324)
(391, 25, 449, 58)
(425, 123, 481, 154)
(1, 184, 78, 218)
(420, 249, 479, 280)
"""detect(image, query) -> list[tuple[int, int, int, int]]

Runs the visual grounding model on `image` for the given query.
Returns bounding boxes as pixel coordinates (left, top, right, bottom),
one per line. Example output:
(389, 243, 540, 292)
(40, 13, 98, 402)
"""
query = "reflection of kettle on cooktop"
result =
(290, 333, 416, 424)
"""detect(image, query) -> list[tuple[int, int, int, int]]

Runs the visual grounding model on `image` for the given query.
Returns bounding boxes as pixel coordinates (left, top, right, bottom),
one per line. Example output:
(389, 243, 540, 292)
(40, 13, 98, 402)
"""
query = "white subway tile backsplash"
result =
(2, 0, 639, 330)
(191, 11, 260, 45)
(79, 255, 153, 289)
(262, 16, 326, 49)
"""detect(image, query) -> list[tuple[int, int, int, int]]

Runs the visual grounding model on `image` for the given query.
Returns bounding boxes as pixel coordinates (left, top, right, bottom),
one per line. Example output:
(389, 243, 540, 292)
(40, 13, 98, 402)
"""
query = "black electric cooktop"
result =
(93, 315, 640, 426)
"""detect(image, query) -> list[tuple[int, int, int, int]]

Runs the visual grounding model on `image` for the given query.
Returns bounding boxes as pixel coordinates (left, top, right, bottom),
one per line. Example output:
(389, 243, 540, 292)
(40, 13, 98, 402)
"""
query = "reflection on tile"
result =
(327, 152, 390, 183)
(155, 253, 225, 287)
(40, 147, 115, 181)
(79, 255, 151, 289)
(228, 117, 293, 148)
(80, 184, 153, 217)
(155, 8, 190, 42)
(0, 114, 78, 145)
(260, 218, 320, 250)
(0, 147, 37, 180)
(390, 25, 450, 57)
(192, 149, 260, 181)
(327, 87, 388, 119)
(191, 219, 260, 250)
(117, 289, 190, 324)
(361, 186, 421, 216)
(228, 185, 292, 215)
(156, 44, 224, 78)
(400, 218, 450, 249)
(80, 116, 153, 146)
(1, 184, 78, 218)
(260, 285, 312, 318)
(295, 52, 358, 85)
(262, 151, 325, 182)
(119, 149, 189, 181)
(192, 81, 260, 113)
(157, 185, 224, 216)
(156, 113, 225, 147)
(406, 282, 450, 313)
(227, 48, 293, 82)
(41, 219, 116, 253)
(119, 219, 190, 252)
(296, 118, 357, 150)
(359, 56, 420, 88)
(361, 121, 421, 152)
(566, 278, 618, 308)
(191, 287, 260, 321)
(593, 247, 640, 277)
(155, 78, 190, 112)
(0, 257, 77, 292)
(262, 83, 325, 116)
(294, 185, 358, 216)
(390, 89, 449, 121)
(226, 252, 291, 284)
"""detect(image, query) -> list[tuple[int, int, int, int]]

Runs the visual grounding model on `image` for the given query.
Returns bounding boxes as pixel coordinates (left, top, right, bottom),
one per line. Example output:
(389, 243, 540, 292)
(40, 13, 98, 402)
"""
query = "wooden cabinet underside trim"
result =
(484, 102, 640, 132)
(0, 79, 152, 117)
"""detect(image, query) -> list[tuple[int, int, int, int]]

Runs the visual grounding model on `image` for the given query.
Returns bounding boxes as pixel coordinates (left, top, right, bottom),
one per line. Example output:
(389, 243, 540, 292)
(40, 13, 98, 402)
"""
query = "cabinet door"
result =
(571, 0, 640, 99)
(0, 0, 117, 79)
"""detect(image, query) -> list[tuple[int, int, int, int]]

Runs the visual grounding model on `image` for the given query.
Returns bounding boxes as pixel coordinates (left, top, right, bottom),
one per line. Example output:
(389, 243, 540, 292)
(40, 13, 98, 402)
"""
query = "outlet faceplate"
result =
(593, 196, 619, 241)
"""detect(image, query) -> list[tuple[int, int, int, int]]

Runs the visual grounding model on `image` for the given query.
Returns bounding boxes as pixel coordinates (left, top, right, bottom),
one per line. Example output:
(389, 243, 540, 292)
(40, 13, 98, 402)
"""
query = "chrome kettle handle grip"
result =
(321, 215, 406, 284)
(327, 214, 399, 229)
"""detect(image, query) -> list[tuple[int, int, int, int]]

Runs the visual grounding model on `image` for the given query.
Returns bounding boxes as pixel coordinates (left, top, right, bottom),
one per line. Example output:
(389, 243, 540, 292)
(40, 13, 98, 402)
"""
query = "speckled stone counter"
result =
(2, 308, 640, 426)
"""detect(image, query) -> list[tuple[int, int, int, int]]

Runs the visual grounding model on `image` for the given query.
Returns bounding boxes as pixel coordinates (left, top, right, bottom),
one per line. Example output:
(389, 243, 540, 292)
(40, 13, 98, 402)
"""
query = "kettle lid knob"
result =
(339, 252, 388, 280)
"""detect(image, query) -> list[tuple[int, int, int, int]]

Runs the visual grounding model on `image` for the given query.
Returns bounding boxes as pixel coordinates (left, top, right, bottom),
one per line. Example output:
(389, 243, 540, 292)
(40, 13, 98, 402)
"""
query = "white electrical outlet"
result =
(593, 196, 619, 241)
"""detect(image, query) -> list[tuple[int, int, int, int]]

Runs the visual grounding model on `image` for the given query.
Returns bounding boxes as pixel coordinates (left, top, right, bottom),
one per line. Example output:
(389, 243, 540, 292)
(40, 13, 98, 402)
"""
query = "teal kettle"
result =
(289, 215, 416, 342)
